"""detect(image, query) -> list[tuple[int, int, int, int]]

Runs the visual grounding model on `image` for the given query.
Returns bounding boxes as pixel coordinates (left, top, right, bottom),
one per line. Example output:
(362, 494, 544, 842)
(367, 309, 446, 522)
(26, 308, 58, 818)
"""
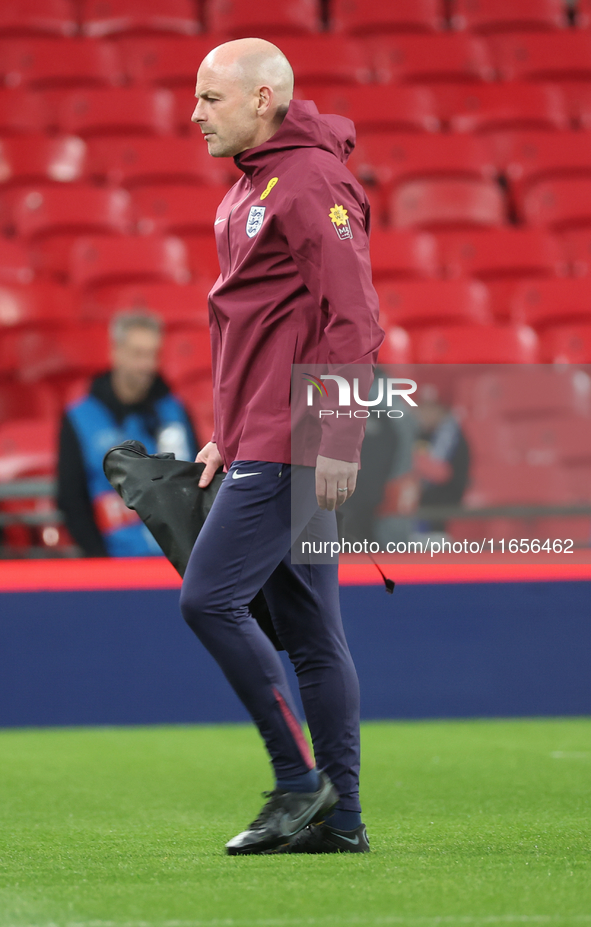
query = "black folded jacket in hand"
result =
(103, 440, 282, 650)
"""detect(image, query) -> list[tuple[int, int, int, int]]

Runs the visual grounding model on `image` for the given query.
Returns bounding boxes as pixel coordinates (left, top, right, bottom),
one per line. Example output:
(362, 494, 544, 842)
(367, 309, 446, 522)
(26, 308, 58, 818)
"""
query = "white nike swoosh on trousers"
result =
(232, 470, 262, 480)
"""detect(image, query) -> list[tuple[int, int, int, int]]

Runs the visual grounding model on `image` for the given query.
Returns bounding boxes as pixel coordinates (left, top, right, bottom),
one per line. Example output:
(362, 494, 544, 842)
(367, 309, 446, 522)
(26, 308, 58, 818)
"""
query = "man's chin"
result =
(208, 143, 229, 158)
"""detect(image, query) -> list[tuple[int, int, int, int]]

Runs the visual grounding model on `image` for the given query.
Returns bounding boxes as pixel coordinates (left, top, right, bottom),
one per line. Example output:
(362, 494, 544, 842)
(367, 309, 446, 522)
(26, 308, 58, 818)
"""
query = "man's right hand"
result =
(196, 441, 223, 487)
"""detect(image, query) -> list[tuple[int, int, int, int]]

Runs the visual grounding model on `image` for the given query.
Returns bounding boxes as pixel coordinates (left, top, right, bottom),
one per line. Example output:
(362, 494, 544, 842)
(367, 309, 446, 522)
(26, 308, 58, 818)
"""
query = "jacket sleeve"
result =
(56, 414, 108, 558)
(282, 167, 384, 461)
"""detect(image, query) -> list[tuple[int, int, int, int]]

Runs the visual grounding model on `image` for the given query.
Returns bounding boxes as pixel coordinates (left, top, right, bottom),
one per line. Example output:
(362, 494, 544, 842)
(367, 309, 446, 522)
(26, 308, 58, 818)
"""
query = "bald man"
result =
(180, 38, 383, 855)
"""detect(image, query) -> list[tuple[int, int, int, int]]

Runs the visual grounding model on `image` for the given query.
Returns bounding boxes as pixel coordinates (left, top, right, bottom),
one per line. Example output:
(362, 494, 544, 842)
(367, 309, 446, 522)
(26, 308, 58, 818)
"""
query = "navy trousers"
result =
(179, 460, 361, 812)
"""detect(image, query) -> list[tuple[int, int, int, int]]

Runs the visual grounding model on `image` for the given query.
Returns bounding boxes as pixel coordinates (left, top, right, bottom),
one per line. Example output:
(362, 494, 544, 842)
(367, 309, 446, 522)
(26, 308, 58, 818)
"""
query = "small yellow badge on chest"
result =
(260, 177, 279, 200)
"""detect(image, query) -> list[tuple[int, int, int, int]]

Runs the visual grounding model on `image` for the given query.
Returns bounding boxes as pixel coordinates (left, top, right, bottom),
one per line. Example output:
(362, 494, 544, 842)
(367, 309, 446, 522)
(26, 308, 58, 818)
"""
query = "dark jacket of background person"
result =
(416, 414, 470, 531)
(208, 99, 384, 469)
(57, 372, 198, 557)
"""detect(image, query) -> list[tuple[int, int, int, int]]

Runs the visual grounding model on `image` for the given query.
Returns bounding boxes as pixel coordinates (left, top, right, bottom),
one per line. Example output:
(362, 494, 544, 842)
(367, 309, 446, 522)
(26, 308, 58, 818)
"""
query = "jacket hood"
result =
(234, 99, 356, 176)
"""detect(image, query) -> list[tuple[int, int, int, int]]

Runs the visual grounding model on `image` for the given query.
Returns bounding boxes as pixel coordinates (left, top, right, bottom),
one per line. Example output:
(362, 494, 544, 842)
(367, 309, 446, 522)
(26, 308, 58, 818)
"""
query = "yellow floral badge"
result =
(329, 203, 353, 240)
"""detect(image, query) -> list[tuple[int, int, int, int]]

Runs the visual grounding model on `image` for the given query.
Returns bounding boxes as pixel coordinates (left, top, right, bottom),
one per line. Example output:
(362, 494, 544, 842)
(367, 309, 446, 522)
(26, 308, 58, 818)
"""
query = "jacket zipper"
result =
(226, 179, 254, 274)
(210, 178, 253, 448)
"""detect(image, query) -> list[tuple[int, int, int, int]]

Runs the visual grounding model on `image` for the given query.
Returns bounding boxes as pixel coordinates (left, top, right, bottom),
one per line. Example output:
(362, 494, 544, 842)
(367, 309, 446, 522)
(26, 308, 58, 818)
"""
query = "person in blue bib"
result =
(57, 311, 198, 558)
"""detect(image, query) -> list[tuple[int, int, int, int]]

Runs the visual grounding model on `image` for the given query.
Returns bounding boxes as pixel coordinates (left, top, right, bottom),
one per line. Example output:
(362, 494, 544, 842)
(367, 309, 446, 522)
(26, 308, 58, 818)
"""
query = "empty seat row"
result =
(0, 221, 571, 278)
(0, 135, 235, 190)
(7, 221, 591, 297)
(378, 321, 591, 364)
(0, 321, 212, 383)
(6, 1, 591, 41)
(380, 176, 591, 231)
(376, 277, 591, 330)
(10, 131, 591, 199)
(5, 265, 591, 332)
(10, 82, 591, 136)
(10, 32, 591, 91)
(2, 317, 590, 389)
(0, 279, 211, 327)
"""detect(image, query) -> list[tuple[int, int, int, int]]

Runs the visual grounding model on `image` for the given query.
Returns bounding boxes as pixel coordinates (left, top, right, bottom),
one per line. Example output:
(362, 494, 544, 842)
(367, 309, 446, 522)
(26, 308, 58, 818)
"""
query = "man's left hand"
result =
(315, 455, 358, 511)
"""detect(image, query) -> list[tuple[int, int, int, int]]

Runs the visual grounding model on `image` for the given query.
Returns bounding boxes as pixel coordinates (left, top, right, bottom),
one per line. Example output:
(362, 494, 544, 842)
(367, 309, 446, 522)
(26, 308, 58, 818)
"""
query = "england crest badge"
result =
(246, 205, 266, 238)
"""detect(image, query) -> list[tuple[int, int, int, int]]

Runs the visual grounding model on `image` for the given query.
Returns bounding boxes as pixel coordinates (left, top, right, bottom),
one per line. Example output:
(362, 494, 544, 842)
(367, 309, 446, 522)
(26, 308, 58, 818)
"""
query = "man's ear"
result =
(256, 85, 272, 115)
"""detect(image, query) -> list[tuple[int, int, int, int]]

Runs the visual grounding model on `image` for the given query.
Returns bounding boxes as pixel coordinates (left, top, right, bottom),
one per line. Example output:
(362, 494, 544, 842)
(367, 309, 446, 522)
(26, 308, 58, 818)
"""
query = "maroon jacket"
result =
(208, 99, 384, 468)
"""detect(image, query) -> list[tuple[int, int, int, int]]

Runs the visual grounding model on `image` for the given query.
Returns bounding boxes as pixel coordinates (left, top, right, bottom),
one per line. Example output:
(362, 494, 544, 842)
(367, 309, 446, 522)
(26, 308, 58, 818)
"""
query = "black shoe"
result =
(225, 771, 338, 856)
(280, 821, 370, 853)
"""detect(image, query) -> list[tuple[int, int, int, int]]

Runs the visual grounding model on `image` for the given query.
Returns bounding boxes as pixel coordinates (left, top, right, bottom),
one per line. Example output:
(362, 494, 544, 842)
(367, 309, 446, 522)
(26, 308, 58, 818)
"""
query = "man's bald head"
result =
(206, 38, 294, 100)
(192, 38, 294, 158)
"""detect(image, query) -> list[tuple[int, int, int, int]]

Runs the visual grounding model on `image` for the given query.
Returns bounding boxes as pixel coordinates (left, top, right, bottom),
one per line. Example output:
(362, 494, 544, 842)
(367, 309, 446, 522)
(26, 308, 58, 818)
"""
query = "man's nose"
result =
(191, 101, 204, 123)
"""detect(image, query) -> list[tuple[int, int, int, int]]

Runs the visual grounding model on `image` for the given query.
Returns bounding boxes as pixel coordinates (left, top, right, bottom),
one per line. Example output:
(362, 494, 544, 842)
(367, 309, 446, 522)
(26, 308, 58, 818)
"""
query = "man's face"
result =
(416, 401, 446, 434)
(191, 61, 258, 158)
(111, 326, 161, 399)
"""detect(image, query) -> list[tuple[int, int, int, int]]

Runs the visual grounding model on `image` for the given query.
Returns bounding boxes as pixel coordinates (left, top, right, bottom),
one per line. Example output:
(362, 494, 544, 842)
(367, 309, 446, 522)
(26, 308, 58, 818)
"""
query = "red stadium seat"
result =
(511, 277, 591, 328)
(492, 32, 591, 82)
(0, 137, 87, 229)
(376, 325, 412, 364)
(0, 0, 77, 37)
(0, 90, 50, 134)
(80, 0, 200, 38)
(436, 228, 566, 317)
(370, 34, 495, 84)
(120, 37, 215, 86)
(522, 178, 591, 230)
(330, 0, 444, 34)
(12, 187, 133, 240)
(442, 83, 569, 134)
(559, 82, 591, 130)
(375, 279, 492, 329)
(80, 281, 210, 326)
(308, 84, 440, 133)
(348, 133, 495, 189)
(0, 136, 86, 187)
(180, 232, 221, 282)
(438, 227, 565, 279)
(437, 228, 568, 319)
(369, 230, 439, 280)
(0, 241, 34, 285)
(0, 379, 57, 420)
(0, 38, 124, 89)
(462, 458, 571, 505)
(1, 325, 109, 381)
(174, 373, 214, 440)
(0, 283, 77, 328)
(0, 417, 57, 481)
(56, 88, 177, 137)
(86, 136, 230, 187)
(391, 179, 506, 230)
(70, 235, 191, 289)
(413, 324, 538, 362)
(454, 365, 590, 419)
(131, 184, 226, 236)
(450, 0, 568, 33)
(497, 131, 591, 200)
(576, 0, 591, 26)
(540, 324, 591, 363)
(560, 228, 591, 276)
(207, 0, 320, 36)
(160, 326, 212, 384)
(270, 36, 372, 85)
(12, 186, 134, 279)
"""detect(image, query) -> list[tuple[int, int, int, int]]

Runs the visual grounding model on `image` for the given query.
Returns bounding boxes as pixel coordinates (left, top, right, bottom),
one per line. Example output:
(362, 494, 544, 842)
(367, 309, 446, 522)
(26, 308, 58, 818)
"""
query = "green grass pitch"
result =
(0, 719, 589, 927)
